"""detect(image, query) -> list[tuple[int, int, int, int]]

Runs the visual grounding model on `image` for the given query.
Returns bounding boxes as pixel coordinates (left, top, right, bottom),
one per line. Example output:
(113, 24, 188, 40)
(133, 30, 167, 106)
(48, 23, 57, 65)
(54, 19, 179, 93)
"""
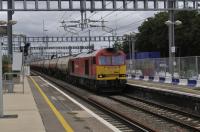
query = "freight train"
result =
(31, 48, 127, 92)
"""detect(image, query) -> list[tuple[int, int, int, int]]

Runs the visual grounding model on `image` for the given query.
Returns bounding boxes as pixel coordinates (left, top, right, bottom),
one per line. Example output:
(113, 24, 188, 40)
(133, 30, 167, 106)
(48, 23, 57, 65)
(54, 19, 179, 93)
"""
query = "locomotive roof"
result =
(73, 50, 99, 58)
(73, 48, 123, 58)
(32, 48, 123, 62)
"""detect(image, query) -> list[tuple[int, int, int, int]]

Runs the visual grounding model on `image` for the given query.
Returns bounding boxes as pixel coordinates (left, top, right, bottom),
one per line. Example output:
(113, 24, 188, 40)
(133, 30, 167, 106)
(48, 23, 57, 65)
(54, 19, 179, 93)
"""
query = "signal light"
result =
(23, 42, 30, 56)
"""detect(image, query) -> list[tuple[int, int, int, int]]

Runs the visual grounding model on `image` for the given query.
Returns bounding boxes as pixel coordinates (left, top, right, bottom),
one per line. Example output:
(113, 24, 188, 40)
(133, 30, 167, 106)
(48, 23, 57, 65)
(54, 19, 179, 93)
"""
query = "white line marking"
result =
(38, 76, 121, 132)
(127, 83, 200, 98)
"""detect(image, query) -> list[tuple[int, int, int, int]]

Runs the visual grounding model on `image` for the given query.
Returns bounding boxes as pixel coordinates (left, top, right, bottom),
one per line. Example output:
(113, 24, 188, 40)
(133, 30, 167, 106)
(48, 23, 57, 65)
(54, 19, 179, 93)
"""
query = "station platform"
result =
(0, 76, 45, 132)
(127, 79, 200, 98)
(0, 76, 119, 132)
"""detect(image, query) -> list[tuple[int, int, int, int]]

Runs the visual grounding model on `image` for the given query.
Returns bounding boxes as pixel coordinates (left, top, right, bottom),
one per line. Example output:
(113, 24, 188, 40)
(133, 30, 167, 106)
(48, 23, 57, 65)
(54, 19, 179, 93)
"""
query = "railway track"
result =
(89, 95, 200, 131)
(31, 71, 200, 131)
(108, 95, 200, 132)
(123, 95, 200, 128)
(31, 71, 151, 132)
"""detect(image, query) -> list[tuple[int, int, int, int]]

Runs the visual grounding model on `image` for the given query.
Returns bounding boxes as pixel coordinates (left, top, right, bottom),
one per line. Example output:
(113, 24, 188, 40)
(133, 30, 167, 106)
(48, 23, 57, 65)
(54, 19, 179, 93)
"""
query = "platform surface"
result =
(0, 77, 45, 132)
(29, 76, 115, 132)
(0, 76, 117, 132)
(127, 79, 200, 98)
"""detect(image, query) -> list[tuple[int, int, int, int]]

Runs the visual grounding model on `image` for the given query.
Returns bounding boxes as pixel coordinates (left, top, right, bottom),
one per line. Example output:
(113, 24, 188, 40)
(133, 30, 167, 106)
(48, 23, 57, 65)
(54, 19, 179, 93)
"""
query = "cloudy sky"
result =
(0, 0, 196, 37)
(0, 2, 159, 52)
(0, 10, 157, 36)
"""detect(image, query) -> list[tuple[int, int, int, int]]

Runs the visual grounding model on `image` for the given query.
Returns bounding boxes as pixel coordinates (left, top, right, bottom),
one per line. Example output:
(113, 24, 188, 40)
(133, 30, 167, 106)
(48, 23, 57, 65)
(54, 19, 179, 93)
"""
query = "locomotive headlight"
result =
(98, 75, 103, 78)
(99, 75, 102, 78)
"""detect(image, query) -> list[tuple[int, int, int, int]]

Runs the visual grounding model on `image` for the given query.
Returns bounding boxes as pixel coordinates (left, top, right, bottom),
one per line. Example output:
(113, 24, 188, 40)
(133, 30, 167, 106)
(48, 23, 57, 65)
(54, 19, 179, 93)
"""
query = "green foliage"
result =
(113, 40, 129, 54)
(113, 35, 134, 54)
(175, 11, 200, 56)
(113, 41, 123, 50)
(114, 11, 200, 57)
(136, 12, 169, 57)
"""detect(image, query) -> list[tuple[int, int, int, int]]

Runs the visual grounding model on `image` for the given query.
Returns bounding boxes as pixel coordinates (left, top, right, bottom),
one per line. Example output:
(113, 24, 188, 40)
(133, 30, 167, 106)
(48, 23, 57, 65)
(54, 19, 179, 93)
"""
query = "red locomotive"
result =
(31, 48, 127, 92)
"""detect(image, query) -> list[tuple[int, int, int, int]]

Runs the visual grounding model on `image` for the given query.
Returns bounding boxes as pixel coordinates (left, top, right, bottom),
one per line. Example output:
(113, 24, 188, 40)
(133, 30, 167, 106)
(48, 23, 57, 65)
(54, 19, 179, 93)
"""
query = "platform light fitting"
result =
(165, 20, 182, 26)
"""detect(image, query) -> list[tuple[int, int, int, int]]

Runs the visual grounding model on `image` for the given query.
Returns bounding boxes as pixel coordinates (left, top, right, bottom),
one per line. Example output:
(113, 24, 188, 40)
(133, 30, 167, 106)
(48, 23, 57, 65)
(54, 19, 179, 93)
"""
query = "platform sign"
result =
(12, 52, 23, 71)
(171, 46, 176, 53)
(0, 26, 7, 36)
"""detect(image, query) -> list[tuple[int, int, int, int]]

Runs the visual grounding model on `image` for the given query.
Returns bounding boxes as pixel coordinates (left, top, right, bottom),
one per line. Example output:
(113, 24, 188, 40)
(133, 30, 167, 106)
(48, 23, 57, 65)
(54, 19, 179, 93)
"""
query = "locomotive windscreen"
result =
(99, 55, 125, 65)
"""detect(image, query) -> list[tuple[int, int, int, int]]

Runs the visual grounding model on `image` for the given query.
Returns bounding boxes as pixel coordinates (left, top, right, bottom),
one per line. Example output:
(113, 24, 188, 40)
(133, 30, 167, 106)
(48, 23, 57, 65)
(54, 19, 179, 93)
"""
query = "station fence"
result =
(126, 56, 200, 80)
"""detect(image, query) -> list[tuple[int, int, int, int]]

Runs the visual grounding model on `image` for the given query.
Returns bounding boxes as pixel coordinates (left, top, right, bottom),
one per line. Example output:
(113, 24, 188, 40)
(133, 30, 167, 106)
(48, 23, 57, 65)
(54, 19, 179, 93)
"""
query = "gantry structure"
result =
(0, 0, 199, 11)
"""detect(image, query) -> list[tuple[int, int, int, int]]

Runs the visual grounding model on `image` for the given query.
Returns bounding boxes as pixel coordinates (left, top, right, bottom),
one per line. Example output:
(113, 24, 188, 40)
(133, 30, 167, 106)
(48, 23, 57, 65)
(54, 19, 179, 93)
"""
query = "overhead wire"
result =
(87, 1, 113, 19)
(115, 3, 186, 35)
(73, 1, 114, 36)
(95, 1, 137, 36)
(74, 1, 134, 36)
(100, 17, 149, 36)
(60, 1, 153, 37)
(79, 1, 141, 36)
(69, 1, 132, 36)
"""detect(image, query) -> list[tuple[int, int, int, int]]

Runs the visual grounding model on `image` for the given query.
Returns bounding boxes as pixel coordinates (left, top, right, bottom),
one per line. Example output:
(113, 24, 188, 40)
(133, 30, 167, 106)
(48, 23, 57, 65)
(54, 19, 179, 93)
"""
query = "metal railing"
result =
(127, 56, 200, 80)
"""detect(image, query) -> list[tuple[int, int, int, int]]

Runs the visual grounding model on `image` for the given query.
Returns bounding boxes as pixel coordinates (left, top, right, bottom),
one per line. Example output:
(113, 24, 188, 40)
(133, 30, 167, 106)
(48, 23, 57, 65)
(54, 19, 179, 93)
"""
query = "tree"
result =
(113, 41, 123, 50)
(135, 11, 200, 57)
(135, 12, 169, 57)
(113, 34, 134, 54)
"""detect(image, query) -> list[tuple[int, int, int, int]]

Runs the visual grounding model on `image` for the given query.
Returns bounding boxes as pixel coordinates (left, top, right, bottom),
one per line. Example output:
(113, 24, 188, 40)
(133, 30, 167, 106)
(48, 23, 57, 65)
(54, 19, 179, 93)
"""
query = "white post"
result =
(196, 56, 198, 80)
(22, 45, 24, 93)
(0, 36, 3, 117)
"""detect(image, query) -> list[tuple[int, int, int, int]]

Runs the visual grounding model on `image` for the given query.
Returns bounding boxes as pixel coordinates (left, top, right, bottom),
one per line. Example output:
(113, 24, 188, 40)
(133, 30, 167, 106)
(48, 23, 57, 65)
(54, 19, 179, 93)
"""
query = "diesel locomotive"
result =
(31, 48, 127, 92)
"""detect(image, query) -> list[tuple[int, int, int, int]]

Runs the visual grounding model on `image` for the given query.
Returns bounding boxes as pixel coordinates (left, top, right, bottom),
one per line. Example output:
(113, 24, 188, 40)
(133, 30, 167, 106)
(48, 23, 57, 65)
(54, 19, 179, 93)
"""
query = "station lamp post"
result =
(0, 20, 16, 117)
(129, 32, 136, 74)
(0, 20, 7, 117)
(165, 19, 182, 77)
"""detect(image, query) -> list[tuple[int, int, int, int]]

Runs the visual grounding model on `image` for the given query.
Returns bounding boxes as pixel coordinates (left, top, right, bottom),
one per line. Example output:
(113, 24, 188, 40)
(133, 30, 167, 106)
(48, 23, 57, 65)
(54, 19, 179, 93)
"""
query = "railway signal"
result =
(20, 42, 30, 56)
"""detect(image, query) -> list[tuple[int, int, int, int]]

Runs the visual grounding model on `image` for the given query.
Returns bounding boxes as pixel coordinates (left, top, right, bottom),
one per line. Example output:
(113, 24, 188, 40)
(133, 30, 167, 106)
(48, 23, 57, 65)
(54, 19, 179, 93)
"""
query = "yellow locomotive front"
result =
(95, 49, 127, 92)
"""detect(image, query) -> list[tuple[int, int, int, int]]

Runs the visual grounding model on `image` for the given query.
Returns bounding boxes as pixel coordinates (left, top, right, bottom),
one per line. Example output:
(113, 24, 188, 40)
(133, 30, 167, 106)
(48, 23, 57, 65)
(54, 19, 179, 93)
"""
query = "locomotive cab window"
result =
(112, 56, 125, 65)
(99, 55, 124, 65)
(99, 56, 111, 65)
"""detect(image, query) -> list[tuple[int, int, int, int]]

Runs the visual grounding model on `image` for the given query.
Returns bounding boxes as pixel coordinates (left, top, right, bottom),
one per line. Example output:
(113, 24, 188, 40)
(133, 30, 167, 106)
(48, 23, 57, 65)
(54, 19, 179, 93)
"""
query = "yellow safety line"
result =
(30, 76, 74, 132)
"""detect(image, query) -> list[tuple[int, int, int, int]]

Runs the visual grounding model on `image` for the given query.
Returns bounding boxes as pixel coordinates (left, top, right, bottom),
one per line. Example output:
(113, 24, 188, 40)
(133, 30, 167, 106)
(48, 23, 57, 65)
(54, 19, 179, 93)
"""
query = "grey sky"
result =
(1, 11, 156, 36)
(0, 2, 160, 53)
